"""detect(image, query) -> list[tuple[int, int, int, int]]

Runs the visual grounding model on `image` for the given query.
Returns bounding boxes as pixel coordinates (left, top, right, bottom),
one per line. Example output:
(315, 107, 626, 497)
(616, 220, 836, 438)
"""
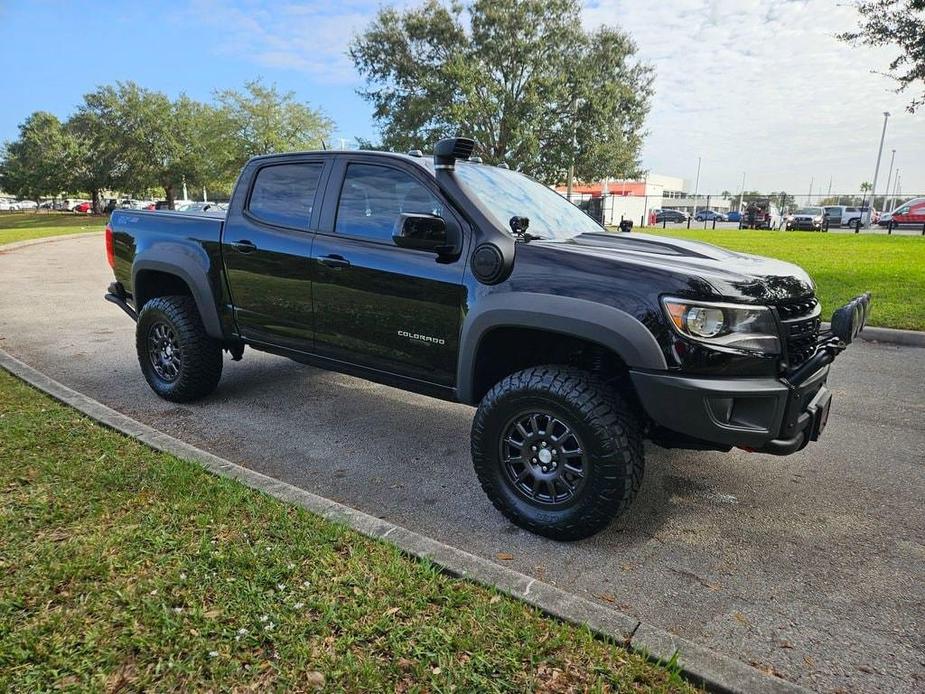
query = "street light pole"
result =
(868, 111, 891, 227)
(738, 171, 746, 212)
(566, 94, 578, 201)
(882, 149, 896, 214)
(692, 156, 701, 218)
(808, 177, 814, 204)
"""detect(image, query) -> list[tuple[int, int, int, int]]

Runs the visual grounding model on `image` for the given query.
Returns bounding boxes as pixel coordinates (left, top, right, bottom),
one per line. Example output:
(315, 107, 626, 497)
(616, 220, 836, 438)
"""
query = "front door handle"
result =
(232, 239, 257, 254)
(319, 254, 350, 269)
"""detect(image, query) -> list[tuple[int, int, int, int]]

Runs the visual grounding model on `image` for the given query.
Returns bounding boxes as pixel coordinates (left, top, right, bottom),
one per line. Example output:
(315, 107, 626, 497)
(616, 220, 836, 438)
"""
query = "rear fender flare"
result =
(132, 248, 223, 339)
(457, 293, 667, 404)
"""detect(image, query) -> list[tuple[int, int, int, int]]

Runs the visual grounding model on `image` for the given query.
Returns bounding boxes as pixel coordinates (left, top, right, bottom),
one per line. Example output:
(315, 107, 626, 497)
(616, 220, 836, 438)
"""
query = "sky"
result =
(0, 0, 922, 195)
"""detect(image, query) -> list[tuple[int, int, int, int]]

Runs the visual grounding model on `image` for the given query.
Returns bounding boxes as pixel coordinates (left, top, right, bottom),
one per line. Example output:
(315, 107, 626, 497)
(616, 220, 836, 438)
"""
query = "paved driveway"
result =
(1, 235, 922, 693)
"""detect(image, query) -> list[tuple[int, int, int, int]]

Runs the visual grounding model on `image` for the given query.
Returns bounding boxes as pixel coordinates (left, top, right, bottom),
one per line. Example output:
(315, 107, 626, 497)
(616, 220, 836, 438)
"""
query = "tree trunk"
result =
(165, 184, 175, 210)
(91, 188, 101, 215)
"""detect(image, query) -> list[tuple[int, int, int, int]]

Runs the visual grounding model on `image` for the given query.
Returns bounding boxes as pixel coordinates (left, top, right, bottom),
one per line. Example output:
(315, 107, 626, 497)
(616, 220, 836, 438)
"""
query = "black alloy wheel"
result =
(147, 321, 182, 382)
(500, 411, 587, 506)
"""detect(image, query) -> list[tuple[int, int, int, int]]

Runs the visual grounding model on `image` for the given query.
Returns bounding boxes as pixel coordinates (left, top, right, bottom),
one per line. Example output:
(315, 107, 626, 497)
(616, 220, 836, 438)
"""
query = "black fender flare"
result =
(456, 292, 667, 404)
(132, 247, 224, 339)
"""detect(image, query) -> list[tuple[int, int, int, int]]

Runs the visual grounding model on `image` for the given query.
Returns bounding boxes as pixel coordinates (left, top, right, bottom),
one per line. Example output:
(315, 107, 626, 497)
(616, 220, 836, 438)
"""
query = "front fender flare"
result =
(456, 293, 667, 404)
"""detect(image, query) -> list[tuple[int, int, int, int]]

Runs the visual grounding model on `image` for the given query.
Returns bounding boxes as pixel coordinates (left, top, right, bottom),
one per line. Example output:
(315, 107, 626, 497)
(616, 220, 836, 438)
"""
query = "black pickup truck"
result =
(105, 138, 870, 540)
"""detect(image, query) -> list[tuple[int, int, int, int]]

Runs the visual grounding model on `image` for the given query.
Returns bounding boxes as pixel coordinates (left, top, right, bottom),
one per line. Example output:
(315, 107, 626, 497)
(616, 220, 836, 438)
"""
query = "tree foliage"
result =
(0, 112, 72, 202)
(214, 80, 334, 167)
(350, 0, 653, 183)
(838, 0, 925, 112)
(0, 79, 333, 209)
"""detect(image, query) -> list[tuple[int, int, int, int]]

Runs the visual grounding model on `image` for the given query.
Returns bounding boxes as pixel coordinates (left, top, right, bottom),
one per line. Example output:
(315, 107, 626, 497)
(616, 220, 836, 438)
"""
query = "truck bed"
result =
(108, 209, 226, 315)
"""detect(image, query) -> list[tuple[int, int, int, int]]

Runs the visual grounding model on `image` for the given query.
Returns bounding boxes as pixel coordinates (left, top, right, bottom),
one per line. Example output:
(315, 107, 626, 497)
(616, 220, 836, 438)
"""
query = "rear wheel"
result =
(471, 366, 644, 541)
(136, 295, 222, 402)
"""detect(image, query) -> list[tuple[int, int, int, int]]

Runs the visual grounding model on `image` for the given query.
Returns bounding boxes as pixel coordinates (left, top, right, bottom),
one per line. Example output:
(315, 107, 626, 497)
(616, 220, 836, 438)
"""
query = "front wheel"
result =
(471, 366, 644, 541)
(136, 295, 223, 402)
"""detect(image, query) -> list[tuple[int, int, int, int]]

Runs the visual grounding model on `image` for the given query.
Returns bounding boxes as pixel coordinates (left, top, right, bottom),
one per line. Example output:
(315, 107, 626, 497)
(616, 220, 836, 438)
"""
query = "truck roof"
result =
(246, 149, 433, 170)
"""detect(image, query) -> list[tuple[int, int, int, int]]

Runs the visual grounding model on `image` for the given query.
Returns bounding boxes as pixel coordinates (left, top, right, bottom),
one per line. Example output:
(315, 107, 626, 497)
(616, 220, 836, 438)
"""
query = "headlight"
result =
(662, 297, 781, 354)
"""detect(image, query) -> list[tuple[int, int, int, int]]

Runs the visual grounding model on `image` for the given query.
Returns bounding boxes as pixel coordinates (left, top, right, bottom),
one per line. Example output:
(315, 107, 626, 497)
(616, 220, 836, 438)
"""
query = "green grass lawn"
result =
(637, 228, 925, 331)
(0, 212, 104, 246)
(0, 369, 695, 693)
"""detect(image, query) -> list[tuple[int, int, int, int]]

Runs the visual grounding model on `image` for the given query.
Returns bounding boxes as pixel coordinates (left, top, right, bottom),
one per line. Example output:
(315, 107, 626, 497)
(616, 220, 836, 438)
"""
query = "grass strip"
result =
(0, 370, 695, 692)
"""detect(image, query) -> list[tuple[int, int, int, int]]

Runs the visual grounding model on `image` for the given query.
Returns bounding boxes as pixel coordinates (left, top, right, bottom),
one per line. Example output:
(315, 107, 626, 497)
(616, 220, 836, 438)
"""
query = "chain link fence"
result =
(571, 191, 925, 235)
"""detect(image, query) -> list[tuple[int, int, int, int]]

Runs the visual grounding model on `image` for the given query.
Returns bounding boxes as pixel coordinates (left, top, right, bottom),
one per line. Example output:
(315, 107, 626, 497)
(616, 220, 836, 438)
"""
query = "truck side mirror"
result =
(393, 213, 458, 256)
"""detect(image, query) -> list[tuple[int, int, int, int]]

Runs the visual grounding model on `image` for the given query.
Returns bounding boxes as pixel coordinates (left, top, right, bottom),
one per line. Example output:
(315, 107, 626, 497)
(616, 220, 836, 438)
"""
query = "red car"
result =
(889, 198, 925, 226)
(74, 201, 93, 213)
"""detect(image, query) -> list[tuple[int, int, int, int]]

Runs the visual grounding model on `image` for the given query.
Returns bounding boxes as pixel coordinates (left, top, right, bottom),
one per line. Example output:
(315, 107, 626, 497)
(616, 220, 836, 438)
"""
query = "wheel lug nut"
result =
(542, 466, 548, 472)
(532, 458, 537, 463)
(532, 445, 537, 451)
(541, 441, 547, 447)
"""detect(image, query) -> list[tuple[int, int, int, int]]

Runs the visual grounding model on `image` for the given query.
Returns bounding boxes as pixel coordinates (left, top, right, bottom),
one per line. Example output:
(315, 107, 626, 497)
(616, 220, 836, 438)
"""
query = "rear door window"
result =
(248, 163, 324, 230)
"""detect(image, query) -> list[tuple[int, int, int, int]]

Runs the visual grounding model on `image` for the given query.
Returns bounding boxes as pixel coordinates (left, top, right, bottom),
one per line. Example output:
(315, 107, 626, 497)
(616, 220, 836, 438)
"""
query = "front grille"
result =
(776, 297, 820, 366)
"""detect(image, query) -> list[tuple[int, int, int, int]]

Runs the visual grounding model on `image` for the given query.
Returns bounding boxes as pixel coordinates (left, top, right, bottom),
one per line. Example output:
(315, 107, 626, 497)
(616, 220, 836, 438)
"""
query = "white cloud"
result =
(186, 0, 924, 194)
(182, 0, 380, 84)
(583, 0, 924, 193)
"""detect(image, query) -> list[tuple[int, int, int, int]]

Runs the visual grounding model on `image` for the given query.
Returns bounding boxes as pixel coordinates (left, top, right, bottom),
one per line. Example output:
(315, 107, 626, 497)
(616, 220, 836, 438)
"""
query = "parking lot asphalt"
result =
(1, 235, 922, 693)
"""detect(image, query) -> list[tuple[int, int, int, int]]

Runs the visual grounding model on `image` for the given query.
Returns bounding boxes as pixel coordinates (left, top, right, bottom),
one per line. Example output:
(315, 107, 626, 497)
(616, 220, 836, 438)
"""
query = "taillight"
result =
(105, 223, 115, 269)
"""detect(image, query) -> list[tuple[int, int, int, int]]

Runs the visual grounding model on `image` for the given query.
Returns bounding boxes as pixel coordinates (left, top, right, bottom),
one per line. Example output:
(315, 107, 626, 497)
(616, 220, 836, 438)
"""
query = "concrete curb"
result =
(0, 230, 103, 253)
(818, 321, 925, 348)
(0, 348, 807, 694)
(855, 325, 925, 348)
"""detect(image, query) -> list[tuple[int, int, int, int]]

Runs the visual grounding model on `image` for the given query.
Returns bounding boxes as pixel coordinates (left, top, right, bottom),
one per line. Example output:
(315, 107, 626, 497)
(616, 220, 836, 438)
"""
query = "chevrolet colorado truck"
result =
(104, 138, 871, 540)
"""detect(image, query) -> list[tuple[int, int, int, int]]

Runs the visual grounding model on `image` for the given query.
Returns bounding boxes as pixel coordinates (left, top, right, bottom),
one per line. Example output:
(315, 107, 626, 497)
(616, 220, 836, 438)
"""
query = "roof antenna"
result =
(320, 139, 328, 150)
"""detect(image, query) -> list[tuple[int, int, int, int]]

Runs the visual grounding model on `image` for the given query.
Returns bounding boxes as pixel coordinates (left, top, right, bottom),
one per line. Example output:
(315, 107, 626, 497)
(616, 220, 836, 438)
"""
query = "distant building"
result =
(557, 174, 733, 226)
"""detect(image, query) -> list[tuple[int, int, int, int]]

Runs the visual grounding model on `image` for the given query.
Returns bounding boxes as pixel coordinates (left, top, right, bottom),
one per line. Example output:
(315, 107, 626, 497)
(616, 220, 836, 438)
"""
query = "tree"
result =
(213, 79, 334, 178)
(74, 83, 230, 209)
(0, 112, 71, 204)
(838, 0, 925, 112)
(350, 0, 653, 183)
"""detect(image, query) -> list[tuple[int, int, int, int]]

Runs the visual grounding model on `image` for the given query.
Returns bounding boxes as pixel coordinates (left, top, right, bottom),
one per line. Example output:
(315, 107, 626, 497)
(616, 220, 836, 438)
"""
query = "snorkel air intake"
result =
(433, 137, 475, 170)
(432, 137, 514, 284)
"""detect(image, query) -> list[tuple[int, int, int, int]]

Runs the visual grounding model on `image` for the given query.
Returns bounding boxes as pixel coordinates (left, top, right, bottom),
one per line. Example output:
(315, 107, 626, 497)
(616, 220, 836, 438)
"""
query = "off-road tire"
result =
(471, 366, 644, 541)
(136, 295, 222, 402)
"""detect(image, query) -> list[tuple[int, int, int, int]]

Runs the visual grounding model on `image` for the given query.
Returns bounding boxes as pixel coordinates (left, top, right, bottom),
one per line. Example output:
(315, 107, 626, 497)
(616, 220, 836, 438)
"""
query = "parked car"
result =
(824, 206, 844, 226)
(787, 207, 828, 231)
(175, 201, 228, 215)
(654, 209, 688, 223)
(17, 200, 38, 210)
(883, 198, 925, 227)
(0, 199, 19, 211)
(103, 137, 872, 540)
(726, 210, 742, 223)
(740, 199, 781, 229)
(829, 205, 873, 227)
(694, 210, 727, 222)
(74, 201, 93, 214)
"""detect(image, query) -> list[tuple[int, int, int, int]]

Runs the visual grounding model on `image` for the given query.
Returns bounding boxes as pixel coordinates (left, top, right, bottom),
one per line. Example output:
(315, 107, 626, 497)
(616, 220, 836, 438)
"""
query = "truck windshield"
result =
(451, 162, 605, 240)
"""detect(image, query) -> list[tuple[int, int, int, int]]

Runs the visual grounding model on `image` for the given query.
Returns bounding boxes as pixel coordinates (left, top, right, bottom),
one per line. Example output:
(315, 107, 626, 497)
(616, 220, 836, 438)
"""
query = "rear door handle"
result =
(319, 254, 350, 269)
(232, 239, 257, 253)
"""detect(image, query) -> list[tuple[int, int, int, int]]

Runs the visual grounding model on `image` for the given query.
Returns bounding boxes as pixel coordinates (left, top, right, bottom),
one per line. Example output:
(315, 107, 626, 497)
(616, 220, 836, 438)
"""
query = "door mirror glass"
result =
(393, 213, 454, 254)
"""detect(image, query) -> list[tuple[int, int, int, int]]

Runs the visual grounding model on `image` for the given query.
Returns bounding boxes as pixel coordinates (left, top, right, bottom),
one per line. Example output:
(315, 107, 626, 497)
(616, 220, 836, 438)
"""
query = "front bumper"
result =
(631, 364, 831, 455)
(789, 219, 823, 230)
(631, 293, 869, 455)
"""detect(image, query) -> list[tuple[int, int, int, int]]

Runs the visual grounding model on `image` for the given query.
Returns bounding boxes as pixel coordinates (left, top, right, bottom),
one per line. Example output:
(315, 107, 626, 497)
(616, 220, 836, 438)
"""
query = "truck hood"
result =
(537, 232, 814, 303)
